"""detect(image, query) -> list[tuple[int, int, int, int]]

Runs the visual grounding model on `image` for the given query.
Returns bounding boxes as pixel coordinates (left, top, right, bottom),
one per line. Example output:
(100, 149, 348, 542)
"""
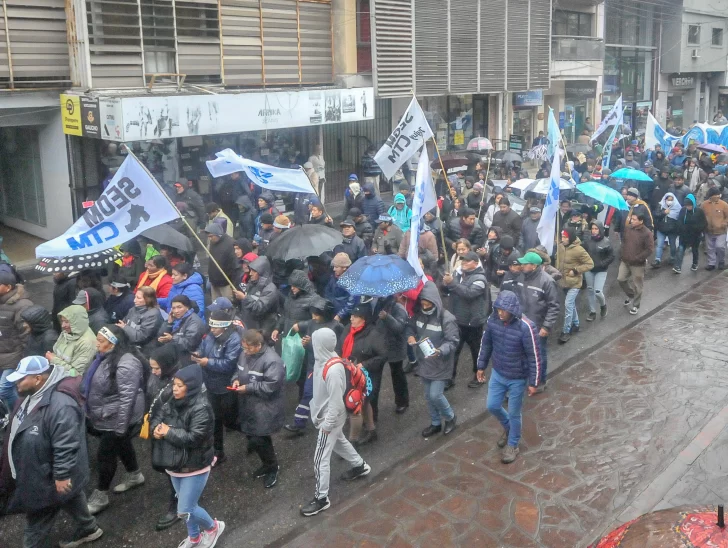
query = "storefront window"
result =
(422, 95, 488, 152)
(0, 127, 46, 226)
(667, 94, 684, 130)
(512, 110, 534, 148)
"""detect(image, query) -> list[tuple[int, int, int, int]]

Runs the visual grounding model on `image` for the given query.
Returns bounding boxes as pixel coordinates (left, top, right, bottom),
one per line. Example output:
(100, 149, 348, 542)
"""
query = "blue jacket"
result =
(476, 290, 541, 387)
(361, 184, 386, 224)
(324, 275, 359, 322)
(158, 272, 205, 319)
(196, 328, 242, 394)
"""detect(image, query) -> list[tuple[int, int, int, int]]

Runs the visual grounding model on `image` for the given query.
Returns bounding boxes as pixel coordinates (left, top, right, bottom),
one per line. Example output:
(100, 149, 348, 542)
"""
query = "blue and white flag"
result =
(591, 95, 623, 142)
(546, 108, 561, 159)
(536, 147, 562, 256)
(601, 107, 624, 169)
(207, 148, 315, 194)
(408, 147, 437, 280)
(36, 154, 179, 259)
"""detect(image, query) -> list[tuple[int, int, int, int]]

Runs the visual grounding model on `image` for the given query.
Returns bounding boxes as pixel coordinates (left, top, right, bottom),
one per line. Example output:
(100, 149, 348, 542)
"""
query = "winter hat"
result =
(273, 215, 290, 229)
(234, 238, 253, 254)
(500, 235, 515, 250)
(351, 304, 373, 323)
(260, 212, 274, 225)
(561, 226, 577, 245)
(349, 207, 362, 218)
(204, 223, 224, 236)
(209, 309, 232, 328)
(150, 344, 180, 379)
(0, 270, 16, 287)
(174, 364, 204, 400)
(242, 252, 258, 263)
(399, 181, 412, 192)
(707, 187, 722, 198)
(626, 187, 640, 198)
(331, 252, 352, 268)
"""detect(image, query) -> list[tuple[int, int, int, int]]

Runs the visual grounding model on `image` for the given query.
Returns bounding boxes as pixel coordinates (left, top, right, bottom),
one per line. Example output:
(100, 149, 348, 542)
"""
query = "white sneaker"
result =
(86, 490, 109, 515)
(200, 520, 225, 548)
(112, 470, 145, 493)
(177, 537, 201, 548)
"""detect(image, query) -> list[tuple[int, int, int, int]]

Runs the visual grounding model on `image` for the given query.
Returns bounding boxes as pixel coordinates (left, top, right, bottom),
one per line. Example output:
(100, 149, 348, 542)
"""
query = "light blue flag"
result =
(408, 147, 437, 280)
(536, 147, 562, 256)
(601, 106, 624, 170)
(206, 149, 315, 194)
(547, 108, 561, 159)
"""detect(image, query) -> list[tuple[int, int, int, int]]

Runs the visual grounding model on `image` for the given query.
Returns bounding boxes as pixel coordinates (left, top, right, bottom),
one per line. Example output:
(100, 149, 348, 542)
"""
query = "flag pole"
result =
(477, 150, 492, 219)
(122, 146, 238, 292)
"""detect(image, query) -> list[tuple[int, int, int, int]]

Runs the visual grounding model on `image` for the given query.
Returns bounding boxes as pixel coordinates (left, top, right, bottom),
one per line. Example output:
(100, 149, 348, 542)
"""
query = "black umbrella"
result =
(499, 151, 523, 163)
(141, 224, 194, 252)
(36, 248, 121, 274)
(265, 225, 343, 261)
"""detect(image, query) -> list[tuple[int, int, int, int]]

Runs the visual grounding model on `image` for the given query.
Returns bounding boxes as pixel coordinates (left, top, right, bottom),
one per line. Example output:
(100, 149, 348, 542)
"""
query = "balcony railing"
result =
(552, 36, 605, 61)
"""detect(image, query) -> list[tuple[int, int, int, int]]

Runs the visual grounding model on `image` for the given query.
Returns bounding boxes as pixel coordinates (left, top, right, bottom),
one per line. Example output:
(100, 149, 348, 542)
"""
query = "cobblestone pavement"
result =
(282, 275, 728, 548)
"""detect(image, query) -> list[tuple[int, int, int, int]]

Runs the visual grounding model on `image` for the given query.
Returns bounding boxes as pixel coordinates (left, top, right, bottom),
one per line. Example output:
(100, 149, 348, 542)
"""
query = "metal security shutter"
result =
(86, 0, 145, 88)
(414, 0, 445, 96)
(1, 0, 71, 88)
(373, 0, 413, 98)
(506, 0, 527, 91)
(450, 0, 477, 93)
(528, 0, 550, 89)
(299, 0, 332, 84)
(480, 0, 505, 92)
(175, 0, 221, 82)
(261, 0, 299, 84)
(220, 0, 263, 86)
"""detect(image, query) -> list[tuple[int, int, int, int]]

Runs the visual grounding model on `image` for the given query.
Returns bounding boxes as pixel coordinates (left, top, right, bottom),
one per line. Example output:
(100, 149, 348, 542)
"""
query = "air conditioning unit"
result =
(692, 49, 700, 59)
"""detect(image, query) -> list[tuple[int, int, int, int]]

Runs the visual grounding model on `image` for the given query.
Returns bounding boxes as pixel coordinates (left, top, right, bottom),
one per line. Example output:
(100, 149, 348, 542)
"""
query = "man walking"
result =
(701, 187, 728, 270)
(618, 213, 654, 315)
(0, 270, 33, 409)
(476, 291, 541, 464)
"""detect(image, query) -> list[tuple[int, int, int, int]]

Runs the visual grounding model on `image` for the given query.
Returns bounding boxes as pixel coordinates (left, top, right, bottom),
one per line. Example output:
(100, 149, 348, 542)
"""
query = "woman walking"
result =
(556, 227, 594, 343)
(583, 221, 614, 321)
(118, 286, 163, 355)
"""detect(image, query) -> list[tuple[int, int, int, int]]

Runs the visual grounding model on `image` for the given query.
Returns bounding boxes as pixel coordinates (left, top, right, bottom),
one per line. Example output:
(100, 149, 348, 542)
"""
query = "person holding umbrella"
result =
(324, 253, 359, 324)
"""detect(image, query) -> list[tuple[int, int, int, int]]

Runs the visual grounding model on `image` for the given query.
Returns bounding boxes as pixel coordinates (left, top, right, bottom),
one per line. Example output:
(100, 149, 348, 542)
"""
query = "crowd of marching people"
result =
(1, 130, 728, 547)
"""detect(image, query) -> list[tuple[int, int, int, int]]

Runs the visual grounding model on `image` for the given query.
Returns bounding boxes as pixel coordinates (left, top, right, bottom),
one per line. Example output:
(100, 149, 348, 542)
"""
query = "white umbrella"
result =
(509, 178, 536, 191)
(516, 177, 574, 195)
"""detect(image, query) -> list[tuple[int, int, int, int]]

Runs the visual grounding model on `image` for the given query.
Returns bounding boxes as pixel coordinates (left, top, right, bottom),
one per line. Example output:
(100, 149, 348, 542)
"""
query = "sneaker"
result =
(58, 526, 104, 548)
(624, 299, 631, 307)
(421, 424, 442, 437)
(340, 461, 371, 481)
(651, 260, 661, 268)
(501, 445, 520, 464)
(300, 496, 331, 517)
(353, 428, 378, 447)
(673, 266, 681, 273)
(706, 265, 716, 271)
(283, 424, 306, 437)
(112, 470, 144, 493)
(497, 428, 509, 448)
(443, 415, 457, 435)
(263, 467, 279, 488)
(178, 536, 202, 548)
(467, 375, 484, 388)
(395, 405, 408, 414)
(558, 332, 571, 343)
(571, 324, 580, 333)
(691, 264, 698, 271)
(629, 306, 639, 315)
(586, 312, 597, 322)
(201, 520, 225, 548)
(86, 490, 109, 515)
(156, 509, 180, 531)
(600, 304, 608, 319)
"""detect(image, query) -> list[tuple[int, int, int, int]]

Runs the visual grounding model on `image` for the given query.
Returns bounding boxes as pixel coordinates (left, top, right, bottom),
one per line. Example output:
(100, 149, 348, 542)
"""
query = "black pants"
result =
(388, 361, 409, 409)
(91, 423, 140, 491)
(24, 492, 97, 548)
(453, 324, 484, 379)
(208, 391, 239, 452)
(246, 435, 277, 470)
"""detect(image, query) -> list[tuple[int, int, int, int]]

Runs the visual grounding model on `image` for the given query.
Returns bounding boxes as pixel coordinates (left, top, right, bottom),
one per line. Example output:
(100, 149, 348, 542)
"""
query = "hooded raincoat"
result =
(239, 256, 280, 338)
(387, 193, 413, 232)
(51, 305, 97, 376)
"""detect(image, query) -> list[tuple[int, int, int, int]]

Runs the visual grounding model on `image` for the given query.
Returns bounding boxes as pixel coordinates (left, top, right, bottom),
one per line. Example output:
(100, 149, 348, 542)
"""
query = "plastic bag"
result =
(282, 329, 305, 382)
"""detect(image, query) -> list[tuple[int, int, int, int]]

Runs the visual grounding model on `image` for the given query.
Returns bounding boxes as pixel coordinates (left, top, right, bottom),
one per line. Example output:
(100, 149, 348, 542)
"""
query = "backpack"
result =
(322, 357, 371, 415)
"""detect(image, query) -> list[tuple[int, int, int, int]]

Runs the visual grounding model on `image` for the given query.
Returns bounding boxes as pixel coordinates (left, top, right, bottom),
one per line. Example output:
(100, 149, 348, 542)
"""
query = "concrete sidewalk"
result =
(280, 274, 728, 548)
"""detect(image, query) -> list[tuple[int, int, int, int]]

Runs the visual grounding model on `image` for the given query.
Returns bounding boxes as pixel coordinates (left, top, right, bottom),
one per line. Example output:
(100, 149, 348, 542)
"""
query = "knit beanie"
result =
(331, 252, 352, 268)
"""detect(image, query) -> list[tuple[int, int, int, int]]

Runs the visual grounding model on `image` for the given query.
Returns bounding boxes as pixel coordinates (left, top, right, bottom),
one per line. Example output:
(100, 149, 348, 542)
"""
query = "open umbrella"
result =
(265, 225, 342, 262)
(337, 255, 420, 297)
(141, 224, 194, 252)
(610, 167, 654, 182)
(35, 248, 121, 274)
(577, 182, 629, 210)
(498, 151, 523, 163)
(697, 143, 726, 154)
(466, 137, 493, 152)
(430, 154, 470, 173)
(512, 177, 574, 194)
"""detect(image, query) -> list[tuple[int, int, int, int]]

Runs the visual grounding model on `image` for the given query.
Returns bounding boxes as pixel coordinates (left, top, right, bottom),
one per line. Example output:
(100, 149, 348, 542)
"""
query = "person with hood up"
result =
(151, 364, 224, 548)
(159, 262, 205, 319)
(406, 282, 460, 438)
(650, 166, 672, 210)
(335, 218, 368, 263)
(372, 295, 410, 414)
(300, 328, 371, 517)
(83, 325, 147, 515)
(674, 193, 707, 273)
(134, 255, 173, 299)
(652, 147, 667, 171)
(583, 221, 614, 322)
(21, 305, 59, 357)
(519, 207, 542, 253)
(255, 191, 280, 234)
(466, 181, 485, 211)
(115, 240, 145, 288)
(618, 213, 654, 315)
(105, 280, 135, 323)
(556, 227, 594, 343)
(652, 192, 682, 268)
(701, 187, 728, 270)
(205, 202, 234, 237)
(47, 305, 97, 378)
(372, 214, 404, 255)
(119, 286, 164, 355)
(272, 270, 319, 343)
(349, 208, 374, 250)
(0, 356, 103, 548)
(235, 194, 257, 240)
(361, 146, 383, 194)
(360, 183, 386, 225)
(232, 329, 285, 489)
(399, 220, 438, 260)
(324, 253, 359, 324)
(157, 295, 206, 365)
(72, 288, 110, 335)
(205, 223, 240, 301)
(343, 175, 363, 219)
(387, 193, 412, 232)
(235, 256, 280, 339)
(174, 181, 206, 228)
(477, 290, 541, 464)
(488, 234, 521, 289)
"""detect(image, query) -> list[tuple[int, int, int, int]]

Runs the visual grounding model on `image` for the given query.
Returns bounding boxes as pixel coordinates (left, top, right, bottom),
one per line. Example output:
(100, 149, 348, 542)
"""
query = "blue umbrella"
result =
(337, 255, 420, 297)
(610, 167, 654, 182)
(576, 182, 629, 211)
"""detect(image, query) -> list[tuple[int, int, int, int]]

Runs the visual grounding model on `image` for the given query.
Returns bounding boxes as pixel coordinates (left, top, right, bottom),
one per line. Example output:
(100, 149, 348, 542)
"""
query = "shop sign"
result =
(513, 90, 543, 107)
(670, 75, 695, 89)
(565, 80, 597, 99)
(100, 98, 123, 140)
(80, 97, 101, 138)
(509, 134, 524, 152)
(60, 94, 82, 137)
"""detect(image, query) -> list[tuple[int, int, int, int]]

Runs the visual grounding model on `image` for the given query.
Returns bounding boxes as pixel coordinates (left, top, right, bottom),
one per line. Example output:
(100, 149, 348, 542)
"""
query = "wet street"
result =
(2, 251, 727, 548)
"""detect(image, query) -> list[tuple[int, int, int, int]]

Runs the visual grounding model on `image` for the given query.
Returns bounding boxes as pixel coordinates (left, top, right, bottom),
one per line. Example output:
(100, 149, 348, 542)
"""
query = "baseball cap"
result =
(626, 187, 640, 198)
(377, 214, 393, 223)
(518, 251, 543, 265)
(72, 289, 89, 306)
(340, 218, 355, 227)
(529, 207, 542, 214)
(0, 271, 16, 286)
(208, 297, 234, 312)
(7, 356, 50, 383)
(348, 174, 359, 181)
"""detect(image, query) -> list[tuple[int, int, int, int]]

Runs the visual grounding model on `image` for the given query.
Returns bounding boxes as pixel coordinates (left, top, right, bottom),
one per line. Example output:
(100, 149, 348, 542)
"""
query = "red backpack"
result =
(322, 358, 370, 415)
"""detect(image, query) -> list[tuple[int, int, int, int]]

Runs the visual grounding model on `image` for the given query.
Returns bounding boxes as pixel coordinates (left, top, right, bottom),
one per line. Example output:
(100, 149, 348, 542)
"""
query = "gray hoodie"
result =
(309, 328, 347, 432)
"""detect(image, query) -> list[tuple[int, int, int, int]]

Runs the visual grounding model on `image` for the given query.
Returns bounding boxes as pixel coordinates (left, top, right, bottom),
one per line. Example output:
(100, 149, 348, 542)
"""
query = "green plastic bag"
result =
(282, 329, 305, 382)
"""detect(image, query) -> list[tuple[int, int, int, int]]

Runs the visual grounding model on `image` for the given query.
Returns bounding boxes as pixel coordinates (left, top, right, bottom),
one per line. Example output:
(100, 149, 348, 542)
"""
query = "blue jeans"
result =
(675, 241, 700, 268)
(170, 472, 215, 539)
(562, 288, 580, 333)
(655, 231, 678, 261)
(584, 271, 607, 314)
(538, 335, 548, 384)
(486, 369, 527, 447)
(422, 379, 454, 426)
(0, 369, 18, 410)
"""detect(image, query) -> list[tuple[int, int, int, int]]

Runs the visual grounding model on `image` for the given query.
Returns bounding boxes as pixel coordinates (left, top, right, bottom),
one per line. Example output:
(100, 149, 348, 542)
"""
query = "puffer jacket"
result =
(387, 193, 412, 232)
(239, 256, 280, 338)
(334, 234, 368, 263)
(353, 217, 374, 249)
(157, 311, 206, 364)
(513, 266, 560, 330)
(20, 305, 58, 357)
(158, 272, 205, 318)
(104, 291, 135, 323)
(339, 322, 387, 375)
(0, 285, 33, 370)
(275, 270, 318, 335)
(122, 306, 163, 353)
(234, 346, 285, 436)
(556, 238, 594, 289)
(236, 195, 257, 240)
(476, 290, 541, 387)
(360, 184, 386, 224)
(445, 217, 486, 249)
(324, 275, 358, 322)
(83, 288, 109, 334)
(677, 194, 707, 246)
(196, 328, 242, 394)
(51, 306, 97, 377)
(405, 282, 460, 382)
(373, 298, 409, 363)
(443, 265, 491, 327)
(85, 351, 146, 435)
(583, 221, 615, 273)
(372, 223, 404, 255)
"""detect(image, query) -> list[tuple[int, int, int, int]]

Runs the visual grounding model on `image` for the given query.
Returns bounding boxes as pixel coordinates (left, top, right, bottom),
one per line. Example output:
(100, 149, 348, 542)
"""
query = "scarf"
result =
(460, 219, 474, 239)
(341, 324, 365, 359)
(82, 352, 105, 410)
(137, 270, 164, 290)
(172, 309, 193, 332)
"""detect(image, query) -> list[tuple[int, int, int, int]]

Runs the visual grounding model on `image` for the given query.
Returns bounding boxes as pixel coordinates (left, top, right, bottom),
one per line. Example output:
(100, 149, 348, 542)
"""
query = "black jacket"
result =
(334, 235, 368, 264)
(275, 271, 318, 335)
(373, 298, 409, 363)
(444, 266, 491, 327)
(239, 256, 280, 338)
(491, 209, 523, 242)
(84, 288, 109, 335)
(445, 217, 486, 249)
(208, 234, 240, 288)
(104, 291, 135, 323)
(583, 222, 615, 273)
(20, 305, 58, 357)
(353, 218, 374, 249)
(677, 198, 707, 246)
(158, 312, 206, 365)
(513, 266, 561, 330)
(234, 346, 285, 436)
(235, 195, 257, 240)
(338, 323, 387, 376)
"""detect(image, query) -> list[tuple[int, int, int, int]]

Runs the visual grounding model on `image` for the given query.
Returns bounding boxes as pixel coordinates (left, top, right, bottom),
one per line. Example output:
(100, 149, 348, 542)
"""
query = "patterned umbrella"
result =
(466, 137, 494, 152)
(35, 249, 122, 273)
(337, 255, 420, 297)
